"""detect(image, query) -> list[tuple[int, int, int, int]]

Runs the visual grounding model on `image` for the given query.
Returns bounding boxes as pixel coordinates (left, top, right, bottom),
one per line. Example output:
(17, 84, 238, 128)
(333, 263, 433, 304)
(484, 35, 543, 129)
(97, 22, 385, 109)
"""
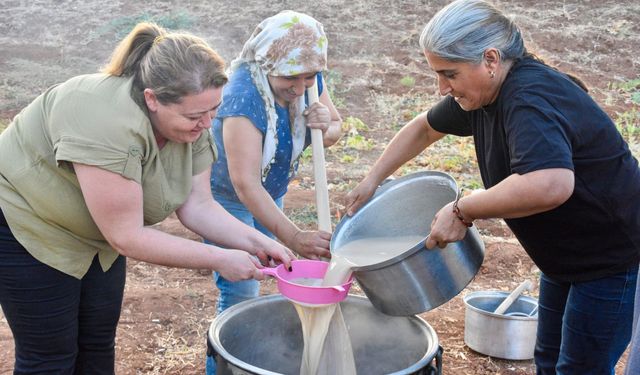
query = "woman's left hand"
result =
(425, 202, 469, 249)
(303, 102, 332, 133)
(253, 241, 297, 268)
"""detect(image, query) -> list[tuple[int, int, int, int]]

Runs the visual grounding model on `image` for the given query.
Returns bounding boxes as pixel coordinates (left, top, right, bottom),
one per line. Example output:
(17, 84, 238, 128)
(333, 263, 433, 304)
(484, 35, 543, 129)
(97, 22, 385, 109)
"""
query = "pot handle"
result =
(331, 285, 346, 292)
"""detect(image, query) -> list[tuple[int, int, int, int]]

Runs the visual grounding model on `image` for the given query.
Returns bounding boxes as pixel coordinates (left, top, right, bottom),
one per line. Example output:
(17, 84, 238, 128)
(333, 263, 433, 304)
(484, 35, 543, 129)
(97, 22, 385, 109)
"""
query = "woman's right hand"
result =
(217, 249, 266, 282)
(344, 178, 378, 216)
(424, 202, 469, 249)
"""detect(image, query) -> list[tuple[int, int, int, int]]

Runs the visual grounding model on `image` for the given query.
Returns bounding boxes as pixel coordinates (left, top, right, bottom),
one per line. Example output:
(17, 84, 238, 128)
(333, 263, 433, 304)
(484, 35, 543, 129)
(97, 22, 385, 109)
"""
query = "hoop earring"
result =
(489, 71, 495, 78)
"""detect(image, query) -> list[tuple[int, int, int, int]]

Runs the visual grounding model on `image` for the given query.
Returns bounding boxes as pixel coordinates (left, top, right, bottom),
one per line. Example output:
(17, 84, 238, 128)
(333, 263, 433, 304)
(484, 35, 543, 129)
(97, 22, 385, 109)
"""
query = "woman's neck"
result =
(154, 132, 167, 149)
(274, 96, 289, 107)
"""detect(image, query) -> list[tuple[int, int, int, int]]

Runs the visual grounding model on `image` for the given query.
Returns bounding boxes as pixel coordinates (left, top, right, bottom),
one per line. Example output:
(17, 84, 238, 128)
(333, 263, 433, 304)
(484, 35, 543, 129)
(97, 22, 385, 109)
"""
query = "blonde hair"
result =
(102, 22, 227, 104)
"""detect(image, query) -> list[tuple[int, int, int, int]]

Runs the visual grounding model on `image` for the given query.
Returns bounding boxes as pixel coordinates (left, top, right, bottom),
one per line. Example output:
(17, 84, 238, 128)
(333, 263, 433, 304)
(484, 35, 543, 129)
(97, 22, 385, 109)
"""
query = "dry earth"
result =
(1, 1, 639, 374)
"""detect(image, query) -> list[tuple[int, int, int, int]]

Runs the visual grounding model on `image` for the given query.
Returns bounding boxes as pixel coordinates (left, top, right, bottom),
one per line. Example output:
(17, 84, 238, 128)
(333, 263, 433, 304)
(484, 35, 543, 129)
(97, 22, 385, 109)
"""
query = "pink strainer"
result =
(261, 259, 353, 305)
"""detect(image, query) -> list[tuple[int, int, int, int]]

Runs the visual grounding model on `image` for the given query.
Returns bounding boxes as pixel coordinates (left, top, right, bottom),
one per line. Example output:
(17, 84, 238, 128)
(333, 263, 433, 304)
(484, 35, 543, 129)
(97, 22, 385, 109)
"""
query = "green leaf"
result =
(282, 15, 300, 29)
(317, 36, 327, 49)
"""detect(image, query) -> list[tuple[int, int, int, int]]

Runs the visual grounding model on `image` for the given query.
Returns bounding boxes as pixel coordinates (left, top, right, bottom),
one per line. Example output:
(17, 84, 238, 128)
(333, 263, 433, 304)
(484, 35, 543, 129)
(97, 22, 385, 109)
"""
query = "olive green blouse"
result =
(0, 74, 216, 279)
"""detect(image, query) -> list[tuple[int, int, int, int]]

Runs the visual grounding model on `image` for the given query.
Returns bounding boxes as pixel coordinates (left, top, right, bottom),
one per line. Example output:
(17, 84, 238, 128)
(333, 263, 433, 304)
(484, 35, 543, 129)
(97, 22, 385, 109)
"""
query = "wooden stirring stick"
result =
(306, 81, 332, 235)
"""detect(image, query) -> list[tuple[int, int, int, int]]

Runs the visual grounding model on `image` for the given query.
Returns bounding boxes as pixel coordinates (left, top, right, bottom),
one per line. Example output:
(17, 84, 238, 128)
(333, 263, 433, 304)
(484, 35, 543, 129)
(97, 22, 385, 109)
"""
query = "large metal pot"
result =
(463, 290, 538, 360)
(331, 171, 485, 316)
(208, 295, 442, 375)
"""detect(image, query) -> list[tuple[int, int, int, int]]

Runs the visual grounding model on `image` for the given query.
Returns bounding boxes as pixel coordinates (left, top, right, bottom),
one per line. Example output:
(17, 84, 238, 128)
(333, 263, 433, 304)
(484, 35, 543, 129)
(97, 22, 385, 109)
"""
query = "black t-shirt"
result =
(427, 57, 640, 282)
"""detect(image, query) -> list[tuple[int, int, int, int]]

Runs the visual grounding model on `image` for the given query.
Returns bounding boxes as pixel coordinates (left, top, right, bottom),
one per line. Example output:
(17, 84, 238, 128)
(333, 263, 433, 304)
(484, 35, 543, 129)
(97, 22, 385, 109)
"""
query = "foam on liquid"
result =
(294, 235, 424, 374)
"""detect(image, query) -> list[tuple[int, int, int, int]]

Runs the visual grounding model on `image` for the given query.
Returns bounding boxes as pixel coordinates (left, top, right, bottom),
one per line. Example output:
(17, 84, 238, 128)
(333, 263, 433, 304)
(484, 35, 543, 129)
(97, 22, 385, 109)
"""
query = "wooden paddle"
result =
(493, 279, 533, 315)
(306, 81, 332, 236)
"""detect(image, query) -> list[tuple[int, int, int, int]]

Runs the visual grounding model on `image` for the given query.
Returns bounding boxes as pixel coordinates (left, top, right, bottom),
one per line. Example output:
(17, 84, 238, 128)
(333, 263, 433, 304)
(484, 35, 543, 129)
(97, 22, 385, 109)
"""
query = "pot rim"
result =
(331, 170, 457, 272)
(463, 290, 539, 321)
(209, 294, 441, 375)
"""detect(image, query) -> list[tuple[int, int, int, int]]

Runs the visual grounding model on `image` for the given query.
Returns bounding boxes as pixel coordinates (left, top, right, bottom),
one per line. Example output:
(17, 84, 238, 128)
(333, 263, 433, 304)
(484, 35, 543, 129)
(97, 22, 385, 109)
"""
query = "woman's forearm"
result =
(111, 225, 224, 268)
(323, 118, 342, 146)
(458, 168, 575, 221)
(235, 182, 299, 246)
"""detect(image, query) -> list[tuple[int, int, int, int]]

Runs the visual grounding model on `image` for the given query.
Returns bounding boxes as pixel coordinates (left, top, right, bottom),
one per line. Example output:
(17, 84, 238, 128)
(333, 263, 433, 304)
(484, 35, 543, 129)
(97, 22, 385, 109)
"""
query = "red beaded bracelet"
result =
(453, 190, 473, 227)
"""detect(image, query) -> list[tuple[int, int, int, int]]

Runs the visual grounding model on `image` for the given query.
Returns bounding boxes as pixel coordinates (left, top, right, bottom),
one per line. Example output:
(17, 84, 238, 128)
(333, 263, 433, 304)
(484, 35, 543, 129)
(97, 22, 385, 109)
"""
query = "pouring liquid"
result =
(294, 235, 424, 374)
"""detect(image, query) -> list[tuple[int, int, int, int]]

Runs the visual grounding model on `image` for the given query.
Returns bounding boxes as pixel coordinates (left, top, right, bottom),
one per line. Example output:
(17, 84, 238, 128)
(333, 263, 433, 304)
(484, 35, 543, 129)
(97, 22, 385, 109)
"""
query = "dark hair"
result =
(102, 22, 228, 104)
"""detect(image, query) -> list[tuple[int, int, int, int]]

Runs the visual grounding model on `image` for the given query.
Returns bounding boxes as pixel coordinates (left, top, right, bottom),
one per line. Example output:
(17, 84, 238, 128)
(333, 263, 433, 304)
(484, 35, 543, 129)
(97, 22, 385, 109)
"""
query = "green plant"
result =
(441, 155, 466, 172)
(610, 77, 640, 142)
(299, 147, 313, 163)
(615, 108, 640, 141)
(345, 133, 375, 151)
(286, 204, 320, 226)
(342, 116, 369, 132)
(340, 116, 375, 151)
(340, 154, 356, 163)
(439, 134, 456, 145)
(400, 76, 415, 88)
(461, 179, 483, 191)
(610, 78, 640, 94)
(608, 77, 640, 106)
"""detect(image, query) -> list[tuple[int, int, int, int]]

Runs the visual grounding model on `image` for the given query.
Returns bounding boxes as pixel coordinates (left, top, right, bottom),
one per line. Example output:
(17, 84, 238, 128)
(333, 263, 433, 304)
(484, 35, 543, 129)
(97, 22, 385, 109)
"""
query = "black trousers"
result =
(0, 208, 126, 375)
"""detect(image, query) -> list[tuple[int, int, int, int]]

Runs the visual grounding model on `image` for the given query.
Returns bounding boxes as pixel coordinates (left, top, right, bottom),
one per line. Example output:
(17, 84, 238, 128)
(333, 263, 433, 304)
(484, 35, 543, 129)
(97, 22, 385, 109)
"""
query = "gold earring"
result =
(490, 71, 495, 78)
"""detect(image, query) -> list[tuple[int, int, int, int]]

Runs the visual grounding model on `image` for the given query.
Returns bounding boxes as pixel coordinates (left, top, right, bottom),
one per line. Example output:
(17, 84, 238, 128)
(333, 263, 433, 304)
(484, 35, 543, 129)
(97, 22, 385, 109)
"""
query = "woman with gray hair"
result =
(0, 22, 294, 374)
(345, 1, 639, 374)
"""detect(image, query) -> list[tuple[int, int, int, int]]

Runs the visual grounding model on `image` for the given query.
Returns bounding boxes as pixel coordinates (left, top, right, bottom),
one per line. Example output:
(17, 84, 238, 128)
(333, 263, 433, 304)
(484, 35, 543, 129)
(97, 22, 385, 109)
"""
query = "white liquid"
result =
(294, 303, 355, 374)
(322, 235, 425, 286)
(290, 277, 323, 287)
(295, 235, 424, 374)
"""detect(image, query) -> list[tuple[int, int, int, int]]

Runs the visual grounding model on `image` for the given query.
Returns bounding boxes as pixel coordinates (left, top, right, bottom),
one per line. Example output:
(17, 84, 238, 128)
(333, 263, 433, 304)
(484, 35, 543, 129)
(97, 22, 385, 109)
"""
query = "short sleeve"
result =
(504, 93, 574, 174)
(217, 90, 268, 134)
(427, 96, 473, 136)
(50, 91, 150, 184)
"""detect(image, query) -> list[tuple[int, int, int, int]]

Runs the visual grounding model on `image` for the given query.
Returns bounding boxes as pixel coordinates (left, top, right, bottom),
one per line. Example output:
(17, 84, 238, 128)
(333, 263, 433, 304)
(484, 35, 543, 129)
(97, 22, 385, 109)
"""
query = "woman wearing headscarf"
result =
(205, 11, 342, 373)
(345, 1, 639, 374)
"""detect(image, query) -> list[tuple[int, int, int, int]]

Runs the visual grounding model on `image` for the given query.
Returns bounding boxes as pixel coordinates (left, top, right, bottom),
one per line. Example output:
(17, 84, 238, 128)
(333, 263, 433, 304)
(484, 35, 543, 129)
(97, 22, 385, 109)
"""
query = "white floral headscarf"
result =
(229, 10, 328, 181)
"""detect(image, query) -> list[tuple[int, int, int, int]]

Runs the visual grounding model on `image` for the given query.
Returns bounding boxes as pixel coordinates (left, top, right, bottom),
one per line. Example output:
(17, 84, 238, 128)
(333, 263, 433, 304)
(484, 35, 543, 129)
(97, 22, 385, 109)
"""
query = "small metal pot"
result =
(463, 290, 539, 360)
(331, 171, 485, 316)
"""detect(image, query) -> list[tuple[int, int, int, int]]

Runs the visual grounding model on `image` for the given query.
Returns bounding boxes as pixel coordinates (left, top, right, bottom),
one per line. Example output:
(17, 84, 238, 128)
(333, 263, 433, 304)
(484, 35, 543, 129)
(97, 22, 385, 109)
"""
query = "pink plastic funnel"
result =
(261, 259, 353, 305)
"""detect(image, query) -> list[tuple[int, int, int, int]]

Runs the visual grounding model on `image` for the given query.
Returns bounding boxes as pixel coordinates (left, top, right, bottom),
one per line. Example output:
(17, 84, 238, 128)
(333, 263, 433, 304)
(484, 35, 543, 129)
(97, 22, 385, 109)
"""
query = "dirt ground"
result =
(1, 1, 639, 374)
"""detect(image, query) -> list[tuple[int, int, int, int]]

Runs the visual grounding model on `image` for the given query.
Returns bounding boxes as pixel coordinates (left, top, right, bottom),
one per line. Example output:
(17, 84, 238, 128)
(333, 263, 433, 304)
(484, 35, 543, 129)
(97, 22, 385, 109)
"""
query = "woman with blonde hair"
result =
(0, 22, 294, 374)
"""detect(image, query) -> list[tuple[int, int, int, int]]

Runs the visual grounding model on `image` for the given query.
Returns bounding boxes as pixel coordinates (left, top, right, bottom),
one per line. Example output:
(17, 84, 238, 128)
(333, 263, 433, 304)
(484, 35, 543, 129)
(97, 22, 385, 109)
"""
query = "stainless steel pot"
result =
(331, 171, 485, 316)
(208, 295, 442, 375)
(463, 290, 538, 360)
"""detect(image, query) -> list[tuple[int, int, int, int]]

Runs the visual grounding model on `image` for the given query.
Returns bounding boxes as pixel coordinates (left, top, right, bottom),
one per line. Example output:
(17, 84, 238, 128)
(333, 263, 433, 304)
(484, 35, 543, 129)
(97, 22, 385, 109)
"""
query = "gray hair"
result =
(419, 0, 525, 64)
